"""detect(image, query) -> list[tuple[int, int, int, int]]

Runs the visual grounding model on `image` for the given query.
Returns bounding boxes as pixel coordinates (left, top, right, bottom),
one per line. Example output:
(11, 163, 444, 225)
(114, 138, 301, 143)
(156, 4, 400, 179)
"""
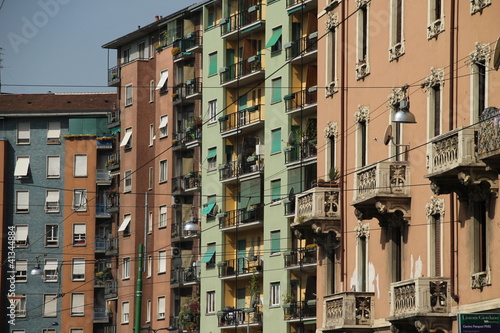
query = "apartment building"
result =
(0, 92, 116, 333)
(102, 4, 203, 333)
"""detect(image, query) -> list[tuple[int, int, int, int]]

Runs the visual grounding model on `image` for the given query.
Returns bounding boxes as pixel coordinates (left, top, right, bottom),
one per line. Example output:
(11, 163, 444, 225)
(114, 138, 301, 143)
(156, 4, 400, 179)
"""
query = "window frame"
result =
(72, 258, 85, 281)
(158, 250, 167, 274)
(159, 160, 168, 183)
(15, 190, 29, 213)
(208, 52, 218, 76)
(270, 282, 281, 307)
(17, 122, 30, 144)
(14, 156, 30, 178)
(208, 99, 218, 123)
(150, 79, 155, 102)
(159, 115, 168, 138)
(45, 189, 60, 213)
(72, 223, 86, 246)
(15, 259, 28, 282)
(47, 121, 61, 142)
(206, 290, 216, 314)
(46, 155, 60, 178)
(271, 77, 282, 104)
(122, 257, 131, 279)
(159, 205, 167, 228)
(74, 154, 88, 177)
(270, 179, 281, 203)
(13, 294, 27, 317)
(125, 84, 133, 106)
(270, 230, 281, 255)
(157, 296, 166, 320)
(15, 225, 28, 248)
(45, 224, 59, 247)
(149, 123, 154, 147)
(207, 147, 217, 171)
(122, 301, 130, 324)
(71, 293, 85, 316)
(124, 170, 132, 193)
(73, 189, 87, 212)
(271, 128, 281, 154)
(43, 258, 59, 282)
(43, 293, 58, 317)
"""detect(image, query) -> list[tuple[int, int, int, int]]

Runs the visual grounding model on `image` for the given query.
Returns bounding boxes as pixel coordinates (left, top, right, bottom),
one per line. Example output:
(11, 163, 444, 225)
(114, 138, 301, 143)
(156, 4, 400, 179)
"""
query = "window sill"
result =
(159, 180, 168, 184)
(270, 252, 281, 257)
(269, 305, 281, 309)
(270, 151, 281, 156)
(270, 200, 282, 207)
(270, 100, 282, 105)
(207, 73, 218, 78)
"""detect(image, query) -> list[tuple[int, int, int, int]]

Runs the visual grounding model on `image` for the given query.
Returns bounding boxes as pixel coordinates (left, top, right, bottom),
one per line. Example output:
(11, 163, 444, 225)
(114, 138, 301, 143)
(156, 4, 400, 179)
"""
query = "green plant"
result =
(283, 293, 295, 304)
(329, 167, 340, 182)
(178, 296, 200, 329)
(248, 274, 260, 307)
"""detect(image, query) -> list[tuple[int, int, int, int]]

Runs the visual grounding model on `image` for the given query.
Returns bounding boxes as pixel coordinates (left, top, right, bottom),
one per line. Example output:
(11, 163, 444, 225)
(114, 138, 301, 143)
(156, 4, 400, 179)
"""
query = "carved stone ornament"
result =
(425, 197, 445, 217)
(356, 0, 370, 8)
(354, 105, 370, 124)
(471, 268, 491, 289)
(469, 42, 490, 65)
(470, 0, 491, 15)
(427, 18, 445, 40)
(422, 67, 445, 91)
(325, 12, 339, 32)
(355, 62, 370, 80)
(414, 320, 427, 333)
(355, 222, 370, 240)
(389, 42, 405, 62)
(324, 121, 339, 139)
(388, 87, 406, 107)
(325, 80, 338, 97)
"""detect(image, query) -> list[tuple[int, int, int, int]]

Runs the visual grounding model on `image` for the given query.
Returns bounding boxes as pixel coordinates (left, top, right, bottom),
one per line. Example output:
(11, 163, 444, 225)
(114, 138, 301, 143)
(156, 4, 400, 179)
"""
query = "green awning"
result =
(201, 202, 216, 215)
(207, 148, 217, 159)
(265, 27, 282, 48)
(111, 127, 121, 134)
(200, 248, 216, 263)
(303, 320, 316, 325)
(287, 4, 305, 15)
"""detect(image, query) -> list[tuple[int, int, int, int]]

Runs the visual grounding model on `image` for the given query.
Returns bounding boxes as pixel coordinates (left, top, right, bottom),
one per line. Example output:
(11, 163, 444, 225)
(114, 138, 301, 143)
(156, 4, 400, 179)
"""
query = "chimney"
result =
(155, 15, 159, 21)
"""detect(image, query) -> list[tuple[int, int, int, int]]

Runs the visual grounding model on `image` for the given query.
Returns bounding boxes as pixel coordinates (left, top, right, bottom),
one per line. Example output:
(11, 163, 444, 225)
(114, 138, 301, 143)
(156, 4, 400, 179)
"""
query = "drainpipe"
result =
(134, 243, 144, 332)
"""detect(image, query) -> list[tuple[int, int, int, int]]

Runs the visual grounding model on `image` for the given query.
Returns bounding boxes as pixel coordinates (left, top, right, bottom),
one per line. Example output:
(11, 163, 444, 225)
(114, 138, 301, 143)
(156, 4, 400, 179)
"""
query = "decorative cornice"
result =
(469, 42, 490, 65)
(325, 12, 339, 32)
(422, 68, 445, 91)
(356, 0, 370, 9)
(427, 18, 445, 40)
(355, 222, 370, 239)
(324, 121, 339, 139)
(354, 105, 370, 123)
(325, 80, 338, 98)
(388, 87, 406, 107)
(355, 62, 370, 80)
(389, 42, 405, 62)
(470, 0, 491, 15)
(425, 197, 445, 217)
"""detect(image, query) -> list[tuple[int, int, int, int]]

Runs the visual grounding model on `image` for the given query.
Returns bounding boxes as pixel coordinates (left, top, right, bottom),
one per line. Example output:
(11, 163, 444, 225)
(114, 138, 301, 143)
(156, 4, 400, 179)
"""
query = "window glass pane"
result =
(271, 128, 281, 153)
(47, 156, 60, 178)
(209, 53, 217, 76)
(74, 155, 88, 177)
(271, 179, 281, 202)
(272, 78, 282, 103)
(271, 231, 280, 254)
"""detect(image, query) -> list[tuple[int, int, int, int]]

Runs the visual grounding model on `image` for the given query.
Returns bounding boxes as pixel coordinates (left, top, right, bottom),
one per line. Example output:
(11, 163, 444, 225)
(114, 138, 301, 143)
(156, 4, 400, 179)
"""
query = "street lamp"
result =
(30, 256, 43, 276)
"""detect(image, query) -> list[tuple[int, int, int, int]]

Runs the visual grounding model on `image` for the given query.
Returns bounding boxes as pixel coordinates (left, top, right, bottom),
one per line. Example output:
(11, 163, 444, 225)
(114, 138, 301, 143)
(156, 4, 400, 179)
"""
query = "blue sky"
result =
(0, 0, 187, 94)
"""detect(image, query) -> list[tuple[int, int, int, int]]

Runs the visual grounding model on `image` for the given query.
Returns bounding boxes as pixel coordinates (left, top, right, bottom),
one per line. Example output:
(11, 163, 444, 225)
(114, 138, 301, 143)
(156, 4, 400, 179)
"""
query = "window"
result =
(271, 179, 281, 202)
(206, 291, 216, 314)
(120, 127, 133, 149)
(70, 330, 84, 333)
(157, 296, 166, 319)
(158, 250, 167, 273)
(12, 294, 26, 317)
(12, 330, 25, 333)
(270, 230, 281, 254)
(358, 3, 368, 62)
(43, 329, 57, 333)
(358, 120, 368, 167)
(266, 26, 282, 53)
(46, 156, 60, 178)
(14, 225, 28, 247)
(148, 211, 153, 234)
(72, 258, 85, 281)
(149, 167, 154, 190)
(124, 170, 132, 192)
(14, 156, 30, 178)
(45, 225, 58, 247)
(357, 231, 368, 291)
(159, 115, 168, 138)
(389, 0, 404, 60)
(147, 255, 153, 277)
(206, 5, 216, 28)
(159, 160, 168, 183)
(122, 301, 130, 323)
(17, 122, 30, 144)
(201, 242, 216, 268)
(44, 259, 58, 282)
(390, 227, 402, 282)
(119, 214, 132, 236)
(431, 84, 441, 137)
(71, 293, 84, 316)
(472, 58, 487, 122)
(209, 52, 217, 76)
(149, 124, 154, 146)
(73, 224, 86, 245)
(156, 70, 169, 94)
(47, 121, 60, 142)
(45, 190, 60, 213)
(73, 189, 87, 211)
(123, 48, 130, 63)
(430, 213, 442, 277)
(146, 299, 152, 322)
(270, 282, 280, 306)
(271, 128, 281, 154)
(74, 154, 88, 177)
(150, 80, 155, 102)
(208, 99, 217, 123)
(125, 84, 133, 106)
(159, 205, 167, 228)
(149, 35, 155, 58)
(138, 41, 145, 59)
(271, 77, 282, 103)
(472, 201, 488, 274)
(15, 190, 29, 213)
(123, 257, 131, 279)
(428, 0, 444, 38)
(207, 147, 217, 171)
(15, 260, 27, 282)
(43, 294, 57, 317)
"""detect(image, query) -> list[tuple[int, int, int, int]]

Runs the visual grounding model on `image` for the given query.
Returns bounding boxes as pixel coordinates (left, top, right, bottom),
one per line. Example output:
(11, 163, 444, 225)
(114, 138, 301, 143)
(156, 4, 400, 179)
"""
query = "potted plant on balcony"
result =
(178, 296, 200, 331)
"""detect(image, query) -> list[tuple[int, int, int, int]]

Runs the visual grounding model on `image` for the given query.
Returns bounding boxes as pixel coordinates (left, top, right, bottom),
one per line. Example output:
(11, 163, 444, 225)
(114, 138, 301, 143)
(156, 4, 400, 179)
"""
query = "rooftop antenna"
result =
(0, 47, 3, 94)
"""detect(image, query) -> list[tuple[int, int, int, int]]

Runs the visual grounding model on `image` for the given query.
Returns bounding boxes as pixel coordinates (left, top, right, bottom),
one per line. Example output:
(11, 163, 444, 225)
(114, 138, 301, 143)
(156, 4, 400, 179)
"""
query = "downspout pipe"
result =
(340, 0, 346, 287)
(134, 243, 144, 332)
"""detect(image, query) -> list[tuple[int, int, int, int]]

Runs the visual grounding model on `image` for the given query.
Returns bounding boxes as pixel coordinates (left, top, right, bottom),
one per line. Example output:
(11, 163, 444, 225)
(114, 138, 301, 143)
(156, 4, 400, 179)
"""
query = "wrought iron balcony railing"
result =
(96, 169, 112, 185)
(107, 109, 120, 127)
(94, 308, 110, 323)
(284, 88, 317, 113)
(284, 247, 317, 267)
(105, 280, 118, 299)
(95, 237, 106, 251)
(220, 4, 263, 36)
(107, 66, 120, 86)
(218, 205, 263, 229)
(284, 141, 317, 164)
(185, 77, 203, 97)
(106, 152, 120, 171)
(170, 265, 200, 285)
(283, 300, 317, 320)
(219, 105, 263, 133)
(323, 292, 374, 330)
(218, 257, 263, 278)
(220, 57, 263, 84)
(285, 33, 318, 60)
(217, 307, 262, 327)
(219, 159, 264, 181)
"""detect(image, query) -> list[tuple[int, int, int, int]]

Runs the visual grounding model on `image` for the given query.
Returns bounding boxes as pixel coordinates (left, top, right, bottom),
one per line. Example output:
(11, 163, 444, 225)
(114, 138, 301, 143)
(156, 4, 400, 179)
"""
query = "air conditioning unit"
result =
(171, 247, 181, 257)
(171, 197, 181, 206)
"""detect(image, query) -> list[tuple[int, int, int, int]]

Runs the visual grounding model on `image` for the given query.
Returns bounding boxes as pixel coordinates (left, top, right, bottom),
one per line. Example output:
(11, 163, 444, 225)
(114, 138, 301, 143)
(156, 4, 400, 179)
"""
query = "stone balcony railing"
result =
(477, 107, 500, 170)
(389, 277, 451, 319)
(293, 186, 340, 226)
(323, 292, 374, 330)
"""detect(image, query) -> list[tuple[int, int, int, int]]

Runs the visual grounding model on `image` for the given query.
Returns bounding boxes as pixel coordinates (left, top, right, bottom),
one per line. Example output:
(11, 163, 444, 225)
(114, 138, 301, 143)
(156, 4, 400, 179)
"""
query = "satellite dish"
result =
(213, 204, 219, 214)
(493, 36, 500, 71)
(383, 124, 393, 145)
(173, 257, 183, 269)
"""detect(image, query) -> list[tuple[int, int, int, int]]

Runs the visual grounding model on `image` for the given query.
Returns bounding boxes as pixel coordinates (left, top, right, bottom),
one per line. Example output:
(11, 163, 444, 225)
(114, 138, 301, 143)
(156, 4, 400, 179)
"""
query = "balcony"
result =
(106, 153, 120, 172)
(322, 292, 374, 330)
(284, 88, 317, 115)
(172, 84, 187, 105)
(218, 257, 263, 279)
(218, 205, 263, 231)
(217, 307, 262, 328)
(106, 194, 119, 213)
(103, 325, 116, 333)
(285, 33, 318, 63)
(96, 203, 111, 218)
(293, 186, 340, 229)
(96, 169, 112, 185)
(94, 307, 110, 323)
(219, 159, 264, 183)
(284, 247, 317, 271)
(96, 138, 113, 149)
(171, 220, 201, 240)
(286, 0, 317, 12)
(172, 172, 201, 194)
(219, 105, 264, 136)
(425, 127, 497, 201)
(185, 77, 202, 100)
(104, 280, 118, 299)
(283, 300, 317, 321)
(107, 109, 120, 128)
(105, 238, 118, 256)
(477, 107, 500, 170)
(352, 161, 411, 227)
(284, 141, 317, 167)
(388, 277, 453, 332)
(220, 4, 264, 39)
(220, 57, 265, 88)
(95, 237, 106, 252)
(107, 66, 120, 87)
(170, 265, 200, 286)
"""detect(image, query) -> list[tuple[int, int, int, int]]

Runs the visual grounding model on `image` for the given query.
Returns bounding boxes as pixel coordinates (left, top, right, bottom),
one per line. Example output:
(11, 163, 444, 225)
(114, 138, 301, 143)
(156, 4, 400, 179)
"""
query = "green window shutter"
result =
(82, 118, 97, 135)
(207, 147, 217, 159)
(265, 27, 282, 48)
(271, 128, 281, 153)
(209, 53, 217, 76)
(271, 179, 281, 202)
(272, 78, 282, 103)
(271, 230, 280, 254)
(69, 118, 83, 135)
(201, 243, 216, 263)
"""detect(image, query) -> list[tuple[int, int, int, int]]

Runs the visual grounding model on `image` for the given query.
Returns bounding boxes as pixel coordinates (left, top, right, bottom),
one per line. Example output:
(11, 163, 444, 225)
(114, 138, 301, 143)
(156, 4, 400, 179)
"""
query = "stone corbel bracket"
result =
(354, 198, 410, 228)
